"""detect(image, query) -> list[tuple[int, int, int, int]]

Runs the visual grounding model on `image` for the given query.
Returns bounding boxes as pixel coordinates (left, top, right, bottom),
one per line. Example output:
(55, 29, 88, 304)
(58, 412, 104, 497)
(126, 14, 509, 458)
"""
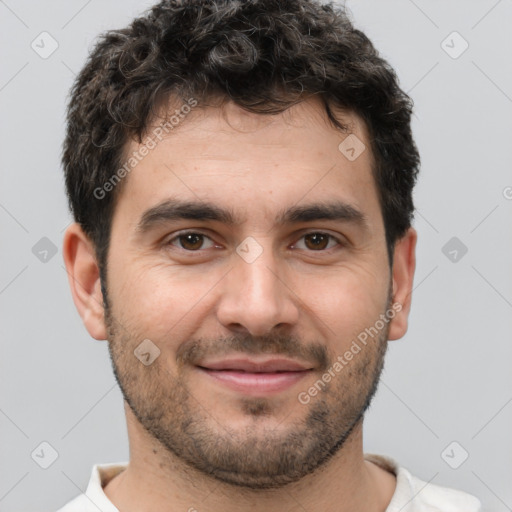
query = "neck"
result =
(104, 405, 395, 512)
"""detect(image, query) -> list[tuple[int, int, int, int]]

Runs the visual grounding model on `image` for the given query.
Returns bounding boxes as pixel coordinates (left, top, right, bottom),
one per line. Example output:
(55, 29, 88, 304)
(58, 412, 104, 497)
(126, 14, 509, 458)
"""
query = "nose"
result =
(215, 247, 300, 337)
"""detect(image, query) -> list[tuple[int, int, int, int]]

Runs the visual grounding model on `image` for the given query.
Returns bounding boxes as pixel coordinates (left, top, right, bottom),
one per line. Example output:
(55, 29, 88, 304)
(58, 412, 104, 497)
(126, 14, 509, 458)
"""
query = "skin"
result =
(63, 96, 416, 512)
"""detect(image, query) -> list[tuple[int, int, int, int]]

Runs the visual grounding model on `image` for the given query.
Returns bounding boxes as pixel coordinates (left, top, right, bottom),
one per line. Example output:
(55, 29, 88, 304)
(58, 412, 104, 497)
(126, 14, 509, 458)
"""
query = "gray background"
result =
(1, 0, 511, 510)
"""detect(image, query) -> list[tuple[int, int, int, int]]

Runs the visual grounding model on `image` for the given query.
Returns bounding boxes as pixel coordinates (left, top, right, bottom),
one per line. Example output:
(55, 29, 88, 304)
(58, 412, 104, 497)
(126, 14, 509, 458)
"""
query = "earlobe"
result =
(388, 227, 417, 341)
(62, 223, 107, 340)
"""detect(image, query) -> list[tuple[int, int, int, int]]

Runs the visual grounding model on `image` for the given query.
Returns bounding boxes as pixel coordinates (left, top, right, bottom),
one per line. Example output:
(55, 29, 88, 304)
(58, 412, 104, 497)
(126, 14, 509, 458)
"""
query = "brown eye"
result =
(179, 233, 204, 250)
(294, 232, 340, 251)
(304, 233, 330, 250)
(168, 232, 215, 251)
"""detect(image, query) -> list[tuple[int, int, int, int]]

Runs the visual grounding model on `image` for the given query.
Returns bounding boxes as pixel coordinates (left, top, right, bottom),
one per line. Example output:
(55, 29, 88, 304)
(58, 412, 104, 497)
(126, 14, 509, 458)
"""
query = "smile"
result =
(196, 357, 314, 395)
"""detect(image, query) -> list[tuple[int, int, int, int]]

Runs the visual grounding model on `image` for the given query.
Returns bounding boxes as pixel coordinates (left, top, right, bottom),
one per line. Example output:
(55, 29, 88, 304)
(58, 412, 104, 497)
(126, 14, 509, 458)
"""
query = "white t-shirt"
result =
(56, 453, 482, 512)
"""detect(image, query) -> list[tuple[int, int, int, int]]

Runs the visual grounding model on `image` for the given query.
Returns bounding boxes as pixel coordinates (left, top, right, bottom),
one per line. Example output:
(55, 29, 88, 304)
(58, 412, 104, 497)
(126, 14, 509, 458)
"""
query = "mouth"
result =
(196, 357, 314, 396)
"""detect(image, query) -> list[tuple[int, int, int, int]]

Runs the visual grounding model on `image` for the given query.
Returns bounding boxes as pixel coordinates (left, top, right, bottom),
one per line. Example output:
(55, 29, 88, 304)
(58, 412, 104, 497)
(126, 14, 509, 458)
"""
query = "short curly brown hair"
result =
(62, 0, 419, 278)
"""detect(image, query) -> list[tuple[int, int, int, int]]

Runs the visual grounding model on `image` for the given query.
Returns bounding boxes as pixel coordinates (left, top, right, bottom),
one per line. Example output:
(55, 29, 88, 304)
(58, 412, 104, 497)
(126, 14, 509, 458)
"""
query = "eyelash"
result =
(165, 230, 344, 253)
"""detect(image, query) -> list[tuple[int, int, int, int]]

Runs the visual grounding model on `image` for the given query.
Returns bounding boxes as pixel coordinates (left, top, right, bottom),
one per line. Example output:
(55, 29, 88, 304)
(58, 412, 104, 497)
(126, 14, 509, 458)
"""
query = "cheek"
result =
(110, 261, 221, 340)
(303, 268, 388, 344)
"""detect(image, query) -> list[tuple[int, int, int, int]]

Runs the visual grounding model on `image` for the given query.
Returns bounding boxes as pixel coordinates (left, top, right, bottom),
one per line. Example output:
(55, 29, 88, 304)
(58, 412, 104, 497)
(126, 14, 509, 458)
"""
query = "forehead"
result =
(113, 97, 381, 231)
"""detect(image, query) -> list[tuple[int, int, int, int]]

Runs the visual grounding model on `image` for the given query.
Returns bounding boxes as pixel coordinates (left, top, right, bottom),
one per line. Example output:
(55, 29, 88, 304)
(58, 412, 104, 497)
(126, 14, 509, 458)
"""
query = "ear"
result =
(62, 223, 107, 340)
(388, 227, 417, 341)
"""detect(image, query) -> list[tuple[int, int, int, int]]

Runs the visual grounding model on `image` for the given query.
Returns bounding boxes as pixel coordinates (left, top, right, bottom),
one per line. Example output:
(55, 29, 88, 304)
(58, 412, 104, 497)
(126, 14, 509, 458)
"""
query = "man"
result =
(58, 0, 482, 510)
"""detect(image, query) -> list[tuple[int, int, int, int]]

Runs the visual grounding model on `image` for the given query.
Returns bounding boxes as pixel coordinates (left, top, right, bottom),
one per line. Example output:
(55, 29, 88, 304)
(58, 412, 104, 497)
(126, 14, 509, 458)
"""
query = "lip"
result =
(198, 357, 313, 373)
(196, 357, 314, 396)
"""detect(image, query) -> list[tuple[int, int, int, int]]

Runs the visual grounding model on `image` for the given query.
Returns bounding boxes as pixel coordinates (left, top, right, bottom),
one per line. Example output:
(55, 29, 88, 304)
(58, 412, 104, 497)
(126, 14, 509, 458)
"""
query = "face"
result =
(103, 98, 395, 489)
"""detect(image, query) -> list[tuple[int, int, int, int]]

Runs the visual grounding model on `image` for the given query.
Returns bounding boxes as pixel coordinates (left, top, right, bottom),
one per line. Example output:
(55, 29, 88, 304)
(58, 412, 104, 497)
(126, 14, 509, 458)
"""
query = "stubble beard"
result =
(104, 295, 390, 489)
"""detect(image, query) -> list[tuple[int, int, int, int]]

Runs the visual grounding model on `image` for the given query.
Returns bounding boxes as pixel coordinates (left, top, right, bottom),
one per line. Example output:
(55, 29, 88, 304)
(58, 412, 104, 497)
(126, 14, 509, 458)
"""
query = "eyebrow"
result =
(135, 198, 369, 234)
